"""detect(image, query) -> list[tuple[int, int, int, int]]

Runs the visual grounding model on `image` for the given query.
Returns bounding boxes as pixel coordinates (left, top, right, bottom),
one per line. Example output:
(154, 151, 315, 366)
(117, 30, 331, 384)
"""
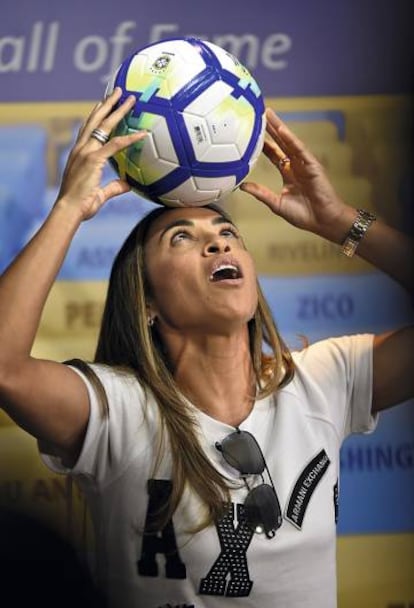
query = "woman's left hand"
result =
(241, 108, 351, 241)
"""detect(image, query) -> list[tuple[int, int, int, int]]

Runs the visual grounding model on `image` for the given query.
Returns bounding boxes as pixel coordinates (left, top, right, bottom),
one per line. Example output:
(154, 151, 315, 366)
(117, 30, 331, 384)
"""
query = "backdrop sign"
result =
(0, 0, 412, 101)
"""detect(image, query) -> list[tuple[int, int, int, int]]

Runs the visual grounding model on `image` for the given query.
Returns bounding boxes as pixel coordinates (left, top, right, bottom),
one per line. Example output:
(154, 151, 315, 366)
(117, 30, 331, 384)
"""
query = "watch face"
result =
(342, 210, 376, 258)
(351, 212, 375, 238)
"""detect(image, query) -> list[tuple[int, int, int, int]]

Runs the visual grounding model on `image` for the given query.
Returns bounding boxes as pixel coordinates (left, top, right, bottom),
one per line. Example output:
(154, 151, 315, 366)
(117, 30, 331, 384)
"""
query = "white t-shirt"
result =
(41, 333, 377, 608)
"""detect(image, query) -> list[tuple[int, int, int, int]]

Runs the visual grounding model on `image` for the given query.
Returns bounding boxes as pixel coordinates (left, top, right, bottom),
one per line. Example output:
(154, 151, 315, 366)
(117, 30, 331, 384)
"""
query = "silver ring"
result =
(278, 157, 290, 170)
(90, 128, 110, 145)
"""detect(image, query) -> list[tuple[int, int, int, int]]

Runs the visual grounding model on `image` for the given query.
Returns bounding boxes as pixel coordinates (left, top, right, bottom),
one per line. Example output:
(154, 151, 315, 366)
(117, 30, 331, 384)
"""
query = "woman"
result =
(0, 87, 412, 608)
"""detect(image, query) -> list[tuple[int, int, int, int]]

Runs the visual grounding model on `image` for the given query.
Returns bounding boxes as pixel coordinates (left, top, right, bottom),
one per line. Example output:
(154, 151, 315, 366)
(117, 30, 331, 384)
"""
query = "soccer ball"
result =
(105, 37, 266, 207)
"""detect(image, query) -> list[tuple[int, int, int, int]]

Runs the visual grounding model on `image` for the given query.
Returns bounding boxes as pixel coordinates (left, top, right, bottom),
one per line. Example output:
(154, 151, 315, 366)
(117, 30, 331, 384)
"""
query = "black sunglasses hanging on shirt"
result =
(215, 428, 282, 539)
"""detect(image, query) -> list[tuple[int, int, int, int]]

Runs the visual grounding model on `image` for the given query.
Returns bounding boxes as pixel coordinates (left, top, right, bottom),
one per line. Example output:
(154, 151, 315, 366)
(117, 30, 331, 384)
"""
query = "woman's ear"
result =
(146, 303, 157, 327)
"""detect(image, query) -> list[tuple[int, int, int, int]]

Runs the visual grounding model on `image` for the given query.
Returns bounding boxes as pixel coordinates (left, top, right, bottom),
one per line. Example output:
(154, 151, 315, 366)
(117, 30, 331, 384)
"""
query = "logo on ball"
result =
(151, 54, 172, 73)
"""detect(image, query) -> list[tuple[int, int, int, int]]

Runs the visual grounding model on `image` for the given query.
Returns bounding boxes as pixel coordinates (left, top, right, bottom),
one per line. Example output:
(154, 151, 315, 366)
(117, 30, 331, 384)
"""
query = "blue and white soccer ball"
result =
(105, 37, 266, 207)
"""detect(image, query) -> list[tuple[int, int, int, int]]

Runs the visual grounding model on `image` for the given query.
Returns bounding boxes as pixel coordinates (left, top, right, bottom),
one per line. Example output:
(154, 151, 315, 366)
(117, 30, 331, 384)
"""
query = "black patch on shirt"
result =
(285, 449, 331, 529)
(333, 478, 339, 524)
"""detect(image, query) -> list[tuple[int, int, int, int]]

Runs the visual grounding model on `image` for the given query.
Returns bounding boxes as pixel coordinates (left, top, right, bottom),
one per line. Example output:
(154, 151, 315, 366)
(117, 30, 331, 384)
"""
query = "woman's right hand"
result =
(56, 87, 147, 221)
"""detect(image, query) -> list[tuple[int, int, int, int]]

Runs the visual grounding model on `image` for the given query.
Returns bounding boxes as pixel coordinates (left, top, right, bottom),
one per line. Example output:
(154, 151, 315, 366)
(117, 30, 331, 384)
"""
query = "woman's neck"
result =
(167, 329, 256, 427)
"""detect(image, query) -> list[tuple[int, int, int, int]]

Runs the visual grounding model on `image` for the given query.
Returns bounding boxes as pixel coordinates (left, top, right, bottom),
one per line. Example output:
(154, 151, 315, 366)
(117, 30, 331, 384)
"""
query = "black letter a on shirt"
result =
(137, 479, 186, 579)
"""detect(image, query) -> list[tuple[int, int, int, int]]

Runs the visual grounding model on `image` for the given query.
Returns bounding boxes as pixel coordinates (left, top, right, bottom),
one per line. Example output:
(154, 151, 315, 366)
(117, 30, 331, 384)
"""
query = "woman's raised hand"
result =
(241, 109, 349, 239)
(56, 87, 147, 221)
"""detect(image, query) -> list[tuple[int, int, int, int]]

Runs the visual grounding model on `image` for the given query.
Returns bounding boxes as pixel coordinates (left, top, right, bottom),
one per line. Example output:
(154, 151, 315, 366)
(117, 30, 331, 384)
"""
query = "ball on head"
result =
(105, 37, 266, 207)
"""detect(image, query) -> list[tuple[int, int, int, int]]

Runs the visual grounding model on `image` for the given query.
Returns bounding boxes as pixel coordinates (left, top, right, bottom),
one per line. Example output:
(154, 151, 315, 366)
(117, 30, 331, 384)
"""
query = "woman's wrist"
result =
(51, 197, 88, 228)
(312, 204, 359, 245)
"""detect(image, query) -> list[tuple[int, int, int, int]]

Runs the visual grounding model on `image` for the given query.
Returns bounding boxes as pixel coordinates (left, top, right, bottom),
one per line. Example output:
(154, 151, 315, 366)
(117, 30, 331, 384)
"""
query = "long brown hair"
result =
(68, 204, 295, 530)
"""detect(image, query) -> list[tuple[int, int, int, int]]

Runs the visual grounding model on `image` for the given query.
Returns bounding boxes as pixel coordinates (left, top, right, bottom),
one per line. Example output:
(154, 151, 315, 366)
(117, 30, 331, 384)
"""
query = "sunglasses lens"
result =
(244, 484, 282, 536)
(220, 431, 265, 475)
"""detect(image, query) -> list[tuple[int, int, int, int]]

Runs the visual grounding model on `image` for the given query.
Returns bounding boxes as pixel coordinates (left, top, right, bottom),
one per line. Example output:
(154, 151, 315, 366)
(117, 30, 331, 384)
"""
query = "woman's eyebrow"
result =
(211, 215, 234, 226)
(159, 219, 195, 241)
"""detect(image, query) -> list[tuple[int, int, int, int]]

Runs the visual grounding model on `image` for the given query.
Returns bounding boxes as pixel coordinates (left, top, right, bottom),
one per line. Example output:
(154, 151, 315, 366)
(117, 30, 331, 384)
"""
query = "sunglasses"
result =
(215, 428, 282, 539)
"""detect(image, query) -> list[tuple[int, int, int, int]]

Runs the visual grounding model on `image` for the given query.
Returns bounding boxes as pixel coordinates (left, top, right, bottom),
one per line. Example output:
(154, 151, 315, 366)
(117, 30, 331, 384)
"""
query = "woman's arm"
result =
(0, 88, 146, 462)
(241, 108, 414, 412)
(241, 109, 414, 293)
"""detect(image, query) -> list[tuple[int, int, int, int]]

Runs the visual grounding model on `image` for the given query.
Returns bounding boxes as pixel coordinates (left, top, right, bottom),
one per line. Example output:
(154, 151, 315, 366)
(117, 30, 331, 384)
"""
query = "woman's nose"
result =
(204, 236, 231, 255)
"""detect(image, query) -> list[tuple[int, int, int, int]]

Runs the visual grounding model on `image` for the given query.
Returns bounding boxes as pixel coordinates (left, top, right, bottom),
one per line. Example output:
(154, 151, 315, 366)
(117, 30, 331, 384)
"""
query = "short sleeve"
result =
(39, 364, 154, 486)
(291, 333, 377, 442)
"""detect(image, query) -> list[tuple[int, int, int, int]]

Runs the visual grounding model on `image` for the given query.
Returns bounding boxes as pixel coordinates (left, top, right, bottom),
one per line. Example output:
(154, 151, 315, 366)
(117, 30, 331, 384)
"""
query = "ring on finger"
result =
(90, 128, 110, 145)
(278, 156, 290, 170)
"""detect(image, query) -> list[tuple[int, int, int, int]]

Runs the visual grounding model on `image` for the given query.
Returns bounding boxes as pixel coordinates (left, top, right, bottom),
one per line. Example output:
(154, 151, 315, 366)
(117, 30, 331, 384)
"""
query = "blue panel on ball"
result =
(171, 70, 218, 110)
(191, 38, 223, 71)
(125, 166, 191, 204)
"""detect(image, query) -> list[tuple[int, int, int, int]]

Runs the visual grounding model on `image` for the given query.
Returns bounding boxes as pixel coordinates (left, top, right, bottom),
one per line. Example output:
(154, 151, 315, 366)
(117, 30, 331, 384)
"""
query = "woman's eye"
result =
(171, 231, 190, 244)
(221, 227, 239, 238)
